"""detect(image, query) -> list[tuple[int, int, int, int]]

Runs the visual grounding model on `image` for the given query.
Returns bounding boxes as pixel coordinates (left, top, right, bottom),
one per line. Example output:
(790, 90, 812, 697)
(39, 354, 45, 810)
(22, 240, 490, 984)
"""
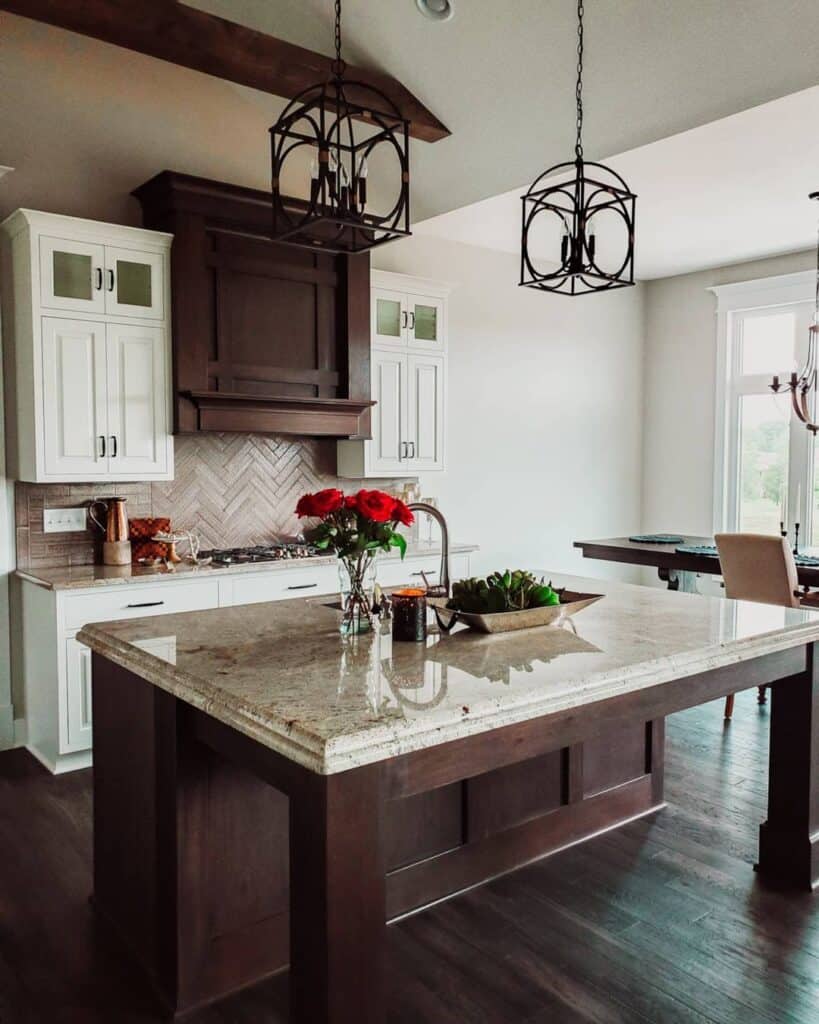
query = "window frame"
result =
(711, 271, 815, 537)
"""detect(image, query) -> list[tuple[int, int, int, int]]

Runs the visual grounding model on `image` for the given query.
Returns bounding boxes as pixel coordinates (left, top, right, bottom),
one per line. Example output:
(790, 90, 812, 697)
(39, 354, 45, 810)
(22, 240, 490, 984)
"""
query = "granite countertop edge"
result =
(76, 611, 819, 776)
(18, 543, 480, 592)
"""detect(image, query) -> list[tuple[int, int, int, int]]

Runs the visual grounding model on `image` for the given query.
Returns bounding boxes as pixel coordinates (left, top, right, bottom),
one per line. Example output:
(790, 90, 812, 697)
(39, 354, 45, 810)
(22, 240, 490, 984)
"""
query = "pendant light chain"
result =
(332, 0, 346, 79)
(575, 0, 584, 159)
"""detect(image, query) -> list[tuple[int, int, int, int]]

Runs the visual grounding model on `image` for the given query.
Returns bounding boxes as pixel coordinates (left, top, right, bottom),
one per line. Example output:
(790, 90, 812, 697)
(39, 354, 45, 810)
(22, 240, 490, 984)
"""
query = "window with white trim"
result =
(712, 273, 816, 543)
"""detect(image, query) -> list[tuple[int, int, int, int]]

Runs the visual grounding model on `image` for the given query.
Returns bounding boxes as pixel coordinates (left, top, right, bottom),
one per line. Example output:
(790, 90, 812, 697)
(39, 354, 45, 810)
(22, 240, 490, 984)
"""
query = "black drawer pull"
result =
(287, 583, 318, 590)
(410, 570, 436, 577)
(126, 600, 165, 608)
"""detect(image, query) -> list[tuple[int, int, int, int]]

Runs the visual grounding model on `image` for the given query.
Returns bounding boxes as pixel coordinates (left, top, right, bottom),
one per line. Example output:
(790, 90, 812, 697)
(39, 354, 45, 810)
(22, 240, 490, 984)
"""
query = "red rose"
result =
(295, 493, 317, 518)
(355, 489, 397, 523)
(295, 489, 343, 518)
(343, 495, 358, 509)
(392, 500, 414, 527)
(310, 488, 344, 516)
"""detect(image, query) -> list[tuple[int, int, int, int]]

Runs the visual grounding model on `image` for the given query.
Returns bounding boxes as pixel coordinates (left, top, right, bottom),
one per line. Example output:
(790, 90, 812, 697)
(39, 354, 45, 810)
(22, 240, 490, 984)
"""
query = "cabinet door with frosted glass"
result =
(104, 246, 164, 320)
(39, 236, 106, 315)
(371, 287, 407, 347)
(407, 293, 445, 351)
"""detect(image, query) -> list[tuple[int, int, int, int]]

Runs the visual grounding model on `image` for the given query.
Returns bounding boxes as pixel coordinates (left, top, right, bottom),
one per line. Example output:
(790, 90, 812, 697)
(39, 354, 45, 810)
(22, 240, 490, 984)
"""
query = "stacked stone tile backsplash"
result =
(15, 433, 412, 569)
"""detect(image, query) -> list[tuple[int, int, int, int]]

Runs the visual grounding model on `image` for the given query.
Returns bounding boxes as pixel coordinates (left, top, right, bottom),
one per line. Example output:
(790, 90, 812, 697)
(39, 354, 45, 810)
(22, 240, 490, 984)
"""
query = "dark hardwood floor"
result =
(2, 693, 818, 1023)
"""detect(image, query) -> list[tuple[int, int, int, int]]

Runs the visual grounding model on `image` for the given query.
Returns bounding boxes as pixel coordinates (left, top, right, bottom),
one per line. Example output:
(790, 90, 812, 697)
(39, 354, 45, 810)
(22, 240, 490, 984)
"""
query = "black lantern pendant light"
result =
(520, 0, 636, 296)
(770, 192, 819, 432)
(270, 0, 411, 254)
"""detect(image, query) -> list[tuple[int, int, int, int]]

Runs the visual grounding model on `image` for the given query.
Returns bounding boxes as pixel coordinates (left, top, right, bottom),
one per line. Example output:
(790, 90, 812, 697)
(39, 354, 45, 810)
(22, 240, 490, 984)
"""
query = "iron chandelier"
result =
(520, 0, 636, 296)
(770, 191, 819, 432)
(270, 0, 411, 254)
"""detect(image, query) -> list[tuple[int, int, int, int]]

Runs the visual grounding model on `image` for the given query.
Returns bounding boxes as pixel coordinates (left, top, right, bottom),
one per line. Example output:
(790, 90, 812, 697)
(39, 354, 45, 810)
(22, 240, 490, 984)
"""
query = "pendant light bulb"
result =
(357, 156, 369, 208)
(560, 223, 570, 266)
(309, 154, 320, 203)
(337, 158, 350, 209)
(586, 219, 597, 263)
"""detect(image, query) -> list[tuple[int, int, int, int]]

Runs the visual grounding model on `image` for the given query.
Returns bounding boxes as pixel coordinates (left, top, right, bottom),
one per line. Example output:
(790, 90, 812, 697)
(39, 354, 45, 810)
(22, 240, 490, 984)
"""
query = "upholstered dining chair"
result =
(714, 532, 819, 720)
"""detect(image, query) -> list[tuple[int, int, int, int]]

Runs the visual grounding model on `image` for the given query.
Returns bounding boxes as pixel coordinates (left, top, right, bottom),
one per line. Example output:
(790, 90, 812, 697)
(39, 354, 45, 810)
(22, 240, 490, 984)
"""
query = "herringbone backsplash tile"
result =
(16, 434, 412, 567)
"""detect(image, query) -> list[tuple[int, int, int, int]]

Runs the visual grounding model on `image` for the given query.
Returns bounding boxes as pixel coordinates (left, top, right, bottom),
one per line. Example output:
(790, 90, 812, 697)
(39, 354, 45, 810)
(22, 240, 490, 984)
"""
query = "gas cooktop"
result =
(199, 544, 323, 567)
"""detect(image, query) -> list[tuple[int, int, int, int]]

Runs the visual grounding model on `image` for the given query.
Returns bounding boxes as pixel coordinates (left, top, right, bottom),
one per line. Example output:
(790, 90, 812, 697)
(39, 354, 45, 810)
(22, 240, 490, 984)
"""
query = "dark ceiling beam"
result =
(1, 0, 450, 143)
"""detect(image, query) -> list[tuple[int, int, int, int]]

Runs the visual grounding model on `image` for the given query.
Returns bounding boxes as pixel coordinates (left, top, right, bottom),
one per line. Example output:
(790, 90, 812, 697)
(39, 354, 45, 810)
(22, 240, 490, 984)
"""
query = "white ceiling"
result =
(185, 0, 819, 223)
(414, 86, 819, 280)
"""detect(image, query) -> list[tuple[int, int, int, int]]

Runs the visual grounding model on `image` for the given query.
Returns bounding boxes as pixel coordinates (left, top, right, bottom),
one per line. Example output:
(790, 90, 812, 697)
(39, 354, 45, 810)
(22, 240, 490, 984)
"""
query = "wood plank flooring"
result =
(1, 692, 818, 1023)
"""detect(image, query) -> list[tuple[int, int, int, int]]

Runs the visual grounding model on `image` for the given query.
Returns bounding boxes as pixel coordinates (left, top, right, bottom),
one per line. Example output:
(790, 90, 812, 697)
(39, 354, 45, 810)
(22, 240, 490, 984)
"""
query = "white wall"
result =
(641, 250, 815, 537)
(374, 235, 646, 581)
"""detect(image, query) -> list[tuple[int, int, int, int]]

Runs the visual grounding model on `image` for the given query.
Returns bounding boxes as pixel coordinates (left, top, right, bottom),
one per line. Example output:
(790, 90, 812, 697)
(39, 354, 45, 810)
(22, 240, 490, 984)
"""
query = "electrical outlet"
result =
(43, 507, 87, 533)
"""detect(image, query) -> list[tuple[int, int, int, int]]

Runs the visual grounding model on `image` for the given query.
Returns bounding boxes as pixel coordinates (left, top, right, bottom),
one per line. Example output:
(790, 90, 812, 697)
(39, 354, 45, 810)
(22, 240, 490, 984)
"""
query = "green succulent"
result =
(449, 571, 561, 614)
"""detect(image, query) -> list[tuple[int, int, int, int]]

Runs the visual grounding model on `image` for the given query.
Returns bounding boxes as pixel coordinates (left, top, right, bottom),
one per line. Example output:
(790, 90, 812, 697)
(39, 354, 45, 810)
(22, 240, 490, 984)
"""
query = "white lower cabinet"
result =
(221, 564, 339, 607)
(19, 548, 473, 773)
(65, 637, 93, 752)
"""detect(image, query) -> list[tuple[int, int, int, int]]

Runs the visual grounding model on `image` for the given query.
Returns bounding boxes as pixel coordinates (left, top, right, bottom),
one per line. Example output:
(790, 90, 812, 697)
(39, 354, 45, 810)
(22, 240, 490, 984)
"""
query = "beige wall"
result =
(641, 250, 815, 539)
(0, 14, 281, 226)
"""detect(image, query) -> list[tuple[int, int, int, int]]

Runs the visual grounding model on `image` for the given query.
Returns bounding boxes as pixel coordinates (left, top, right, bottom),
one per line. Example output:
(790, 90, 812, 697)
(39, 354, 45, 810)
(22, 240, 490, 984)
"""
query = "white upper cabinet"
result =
(371, 280, 447, 352)
(407, 353, 445, 471)
(105, 322, 169, 475)
(407, 293, 445, 351)
(1, 209, 174, 482)
(39, 237, 106, 315)
(104, 245, 164, 320)
(41, 318, 108, 477)
(337, 271, 450, 478)
(372, 287, 408, 347)
(369, 350, 407, 475)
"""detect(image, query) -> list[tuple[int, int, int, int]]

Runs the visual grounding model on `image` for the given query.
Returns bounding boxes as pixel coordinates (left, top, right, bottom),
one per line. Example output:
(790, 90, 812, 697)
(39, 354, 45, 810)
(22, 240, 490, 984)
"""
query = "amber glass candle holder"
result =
(391, 588, 427, 642)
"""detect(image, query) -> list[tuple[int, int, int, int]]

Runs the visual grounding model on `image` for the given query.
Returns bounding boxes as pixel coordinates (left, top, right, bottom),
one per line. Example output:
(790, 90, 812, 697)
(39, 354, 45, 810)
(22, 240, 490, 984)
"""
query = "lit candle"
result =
(797, 482, 802, 522)
(781, 484, 788, 530)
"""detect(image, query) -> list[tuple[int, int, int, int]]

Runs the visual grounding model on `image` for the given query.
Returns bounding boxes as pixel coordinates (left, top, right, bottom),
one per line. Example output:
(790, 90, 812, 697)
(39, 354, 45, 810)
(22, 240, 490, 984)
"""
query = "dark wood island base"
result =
(90, 640, 819, 1023)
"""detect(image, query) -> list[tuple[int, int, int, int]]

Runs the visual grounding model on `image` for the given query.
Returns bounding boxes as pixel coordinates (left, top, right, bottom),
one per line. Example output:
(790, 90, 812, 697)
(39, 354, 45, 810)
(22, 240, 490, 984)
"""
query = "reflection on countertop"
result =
(77, 573, 819, 775)
(16, 542, 479, 591)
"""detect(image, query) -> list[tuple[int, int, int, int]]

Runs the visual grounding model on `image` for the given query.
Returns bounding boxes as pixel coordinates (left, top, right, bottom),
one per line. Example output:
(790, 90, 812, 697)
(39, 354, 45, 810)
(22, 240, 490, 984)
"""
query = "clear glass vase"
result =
(338, 555, 377, 635)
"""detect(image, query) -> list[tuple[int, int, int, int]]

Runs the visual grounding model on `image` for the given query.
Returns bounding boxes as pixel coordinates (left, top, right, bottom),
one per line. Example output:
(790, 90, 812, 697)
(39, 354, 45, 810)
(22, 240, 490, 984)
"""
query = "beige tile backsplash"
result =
(15, 434, 411, 569)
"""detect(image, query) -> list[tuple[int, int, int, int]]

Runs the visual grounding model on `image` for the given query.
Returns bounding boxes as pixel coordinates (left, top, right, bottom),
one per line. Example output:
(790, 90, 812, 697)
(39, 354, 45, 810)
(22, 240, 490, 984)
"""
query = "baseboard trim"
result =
(0, 705, 14, 750)
(23, 740, 92, 775)
(12, 716, 26, 747)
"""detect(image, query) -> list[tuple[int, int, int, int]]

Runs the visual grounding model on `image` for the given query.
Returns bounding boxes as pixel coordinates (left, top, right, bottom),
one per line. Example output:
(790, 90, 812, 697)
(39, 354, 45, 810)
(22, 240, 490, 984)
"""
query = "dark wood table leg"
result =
(289, 762, 386, 1023)
(757, 642, 819, 891)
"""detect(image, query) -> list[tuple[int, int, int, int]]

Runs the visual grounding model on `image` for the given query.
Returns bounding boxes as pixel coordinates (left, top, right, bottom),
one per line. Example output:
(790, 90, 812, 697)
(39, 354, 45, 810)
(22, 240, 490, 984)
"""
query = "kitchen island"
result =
(78, 575, 819, 1022)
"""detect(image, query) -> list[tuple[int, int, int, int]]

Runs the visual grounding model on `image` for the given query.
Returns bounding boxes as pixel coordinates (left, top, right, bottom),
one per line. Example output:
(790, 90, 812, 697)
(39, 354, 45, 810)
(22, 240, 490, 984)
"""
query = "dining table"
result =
(574, 534, 819, 593)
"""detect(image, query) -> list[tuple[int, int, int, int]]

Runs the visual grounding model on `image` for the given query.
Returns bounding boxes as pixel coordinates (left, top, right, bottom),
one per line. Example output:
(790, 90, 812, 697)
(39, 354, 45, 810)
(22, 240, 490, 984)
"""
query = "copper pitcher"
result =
(89, 497, 129, 542)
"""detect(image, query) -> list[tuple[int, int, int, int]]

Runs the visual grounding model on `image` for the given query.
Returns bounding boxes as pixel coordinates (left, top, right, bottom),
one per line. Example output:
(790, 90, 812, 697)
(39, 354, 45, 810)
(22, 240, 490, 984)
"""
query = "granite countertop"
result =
(77, 573, 819, 775)
(17, 542, 479, 591)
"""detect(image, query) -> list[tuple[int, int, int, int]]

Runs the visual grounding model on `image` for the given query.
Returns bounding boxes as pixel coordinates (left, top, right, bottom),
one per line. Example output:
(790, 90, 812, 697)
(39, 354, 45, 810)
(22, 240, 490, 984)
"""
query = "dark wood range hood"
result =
(133, 171, 373, 439)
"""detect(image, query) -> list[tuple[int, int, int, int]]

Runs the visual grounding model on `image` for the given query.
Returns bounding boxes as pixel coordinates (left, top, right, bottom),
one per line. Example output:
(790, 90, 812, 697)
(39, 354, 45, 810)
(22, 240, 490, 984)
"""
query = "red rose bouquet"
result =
(295, 488, 414, 633)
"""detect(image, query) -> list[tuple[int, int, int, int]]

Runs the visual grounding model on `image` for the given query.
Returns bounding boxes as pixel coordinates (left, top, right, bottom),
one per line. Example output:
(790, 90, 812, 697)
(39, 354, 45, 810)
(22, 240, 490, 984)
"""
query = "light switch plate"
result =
(43, 507, 87, 533)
